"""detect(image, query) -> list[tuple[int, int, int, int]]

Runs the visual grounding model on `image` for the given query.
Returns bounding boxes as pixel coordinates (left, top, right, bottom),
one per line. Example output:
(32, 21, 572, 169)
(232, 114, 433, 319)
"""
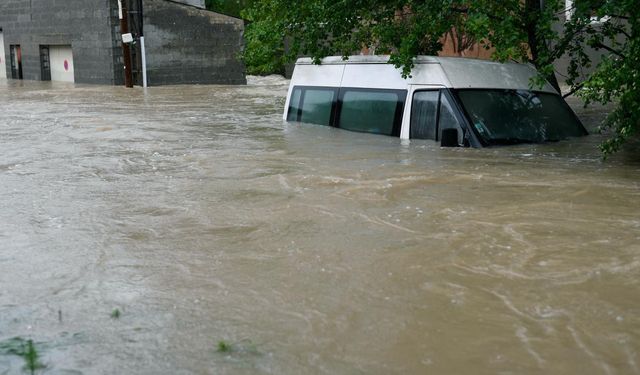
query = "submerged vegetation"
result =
(0, 337, 45, 374)
(111, 308, 121, 319)
(22, 340, 43, 375)
(215, 339, 262, 357)
(217, 340, 231, 353)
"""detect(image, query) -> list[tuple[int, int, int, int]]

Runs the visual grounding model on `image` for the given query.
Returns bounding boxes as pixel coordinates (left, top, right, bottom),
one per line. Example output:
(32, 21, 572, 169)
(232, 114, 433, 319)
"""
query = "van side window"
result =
(300, 89, 336, 126)
(438, 95, 464, 144)
(287, 88, 302, 122)
(410, 91, 439, 140)
(411, 90, 463, 143)
(338, 89, 406, 136)
(287, 87, 337, 126)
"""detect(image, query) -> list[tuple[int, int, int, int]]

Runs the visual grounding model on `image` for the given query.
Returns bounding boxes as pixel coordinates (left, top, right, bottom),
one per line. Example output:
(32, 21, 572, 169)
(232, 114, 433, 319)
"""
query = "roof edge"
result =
(295, 55, 531, 67)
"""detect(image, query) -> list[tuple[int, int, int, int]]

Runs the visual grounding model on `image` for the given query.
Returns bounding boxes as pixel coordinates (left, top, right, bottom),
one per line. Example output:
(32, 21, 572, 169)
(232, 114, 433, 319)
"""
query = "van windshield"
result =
(456, 89, 587, 145)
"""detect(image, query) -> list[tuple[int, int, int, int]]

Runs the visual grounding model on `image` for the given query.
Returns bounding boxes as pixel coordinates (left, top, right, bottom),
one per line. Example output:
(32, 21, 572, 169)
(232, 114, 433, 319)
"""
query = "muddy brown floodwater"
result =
(0, 76, 639, 374)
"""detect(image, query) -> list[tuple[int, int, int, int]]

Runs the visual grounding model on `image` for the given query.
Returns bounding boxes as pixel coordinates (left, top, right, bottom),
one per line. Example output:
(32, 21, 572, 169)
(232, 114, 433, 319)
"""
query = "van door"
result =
(400, 85, 445, 140)
(402, 85, 472, 146)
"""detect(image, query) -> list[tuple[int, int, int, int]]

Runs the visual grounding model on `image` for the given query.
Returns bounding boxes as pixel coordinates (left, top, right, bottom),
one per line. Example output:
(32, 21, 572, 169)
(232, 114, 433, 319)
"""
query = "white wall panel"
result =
(50, 45, 74, 83)
(0, 32, 6, 79)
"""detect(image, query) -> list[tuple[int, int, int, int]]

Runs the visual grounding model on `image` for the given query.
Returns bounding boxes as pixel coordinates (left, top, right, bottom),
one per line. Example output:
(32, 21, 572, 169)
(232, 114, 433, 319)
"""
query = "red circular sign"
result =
(64, 60, 69, 71)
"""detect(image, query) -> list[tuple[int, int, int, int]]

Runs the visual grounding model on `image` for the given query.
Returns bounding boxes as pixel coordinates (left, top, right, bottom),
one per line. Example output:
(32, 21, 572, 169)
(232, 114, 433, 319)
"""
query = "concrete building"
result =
(0, 0, 246, 85)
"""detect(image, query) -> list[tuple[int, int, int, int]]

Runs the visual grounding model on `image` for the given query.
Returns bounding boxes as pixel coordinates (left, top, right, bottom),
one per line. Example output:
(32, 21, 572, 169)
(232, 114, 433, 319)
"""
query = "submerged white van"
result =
(283, 56, 587, 147)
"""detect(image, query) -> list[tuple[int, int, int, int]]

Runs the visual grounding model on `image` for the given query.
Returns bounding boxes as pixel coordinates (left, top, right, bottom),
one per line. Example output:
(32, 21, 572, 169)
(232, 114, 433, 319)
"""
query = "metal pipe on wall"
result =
(141, 36, 147, 87)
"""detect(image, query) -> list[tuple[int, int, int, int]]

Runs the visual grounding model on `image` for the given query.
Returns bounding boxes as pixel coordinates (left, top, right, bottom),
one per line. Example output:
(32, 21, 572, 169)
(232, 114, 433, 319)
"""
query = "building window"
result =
(40, 46, 51, 81)
(10, 45, 23, 79)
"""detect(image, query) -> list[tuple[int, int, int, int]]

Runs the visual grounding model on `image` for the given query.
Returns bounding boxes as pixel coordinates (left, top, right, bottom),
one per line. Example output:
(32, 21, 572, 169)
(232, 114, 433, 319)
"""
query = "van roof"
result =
(294, 56, 558, 93)
(296, 56, 439, 65)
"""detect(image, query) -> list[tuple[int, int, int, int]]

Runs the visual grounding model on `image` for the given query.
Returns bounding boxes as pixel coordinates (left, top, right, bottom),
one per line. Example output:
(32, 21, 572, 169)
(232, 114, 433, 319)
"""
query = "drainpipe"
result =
(138, 0, 148, 87)
(140, 37, 147, 88)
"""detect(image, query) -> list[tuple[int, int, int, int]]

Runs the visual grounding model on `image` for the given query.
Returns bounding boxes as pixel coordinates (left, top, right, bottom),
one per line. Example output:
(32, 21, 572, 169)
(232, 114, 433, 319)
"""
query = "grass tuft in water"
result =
(0, 337, 26, 356)
(217, 340, 231, 353)
(23, 340, 44, 375)
(110, 308, 121, 319)
(215, 339, 263, 357)
(0, 337, 45, 374)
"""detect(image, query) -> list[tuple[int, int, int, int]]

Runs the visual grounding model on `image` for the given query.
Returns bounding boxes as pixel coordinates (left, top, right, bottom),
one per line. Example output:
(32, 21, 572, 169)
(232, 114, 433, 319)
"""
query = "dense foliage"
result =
(242, 0, 463, 77)
(241, 0, 638, 155)
(205, 0, 254, 18)
(560, 1, 638, 154)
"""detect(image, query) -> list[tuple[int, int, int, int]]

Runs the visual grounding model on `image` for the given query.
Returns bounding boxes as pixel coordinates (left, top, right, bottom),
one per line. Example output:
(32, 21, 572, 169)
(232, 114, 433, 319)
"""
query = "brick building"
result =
(0, 0, 246, 85)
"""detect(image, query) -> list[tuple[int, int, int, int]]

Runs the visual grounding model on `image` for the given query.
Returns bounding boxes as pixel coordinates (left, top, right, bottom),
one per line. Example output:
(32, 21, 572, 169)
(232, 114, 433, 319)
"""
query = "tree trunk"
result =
(524, 0, 562, 93)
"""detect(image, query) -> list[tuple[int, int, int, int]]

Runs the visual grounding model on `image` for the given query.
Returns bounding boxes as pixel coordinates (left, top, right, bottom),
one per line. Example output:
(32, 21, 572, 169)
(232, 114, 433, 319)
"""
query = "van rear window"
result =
(338, 89, 406, 136)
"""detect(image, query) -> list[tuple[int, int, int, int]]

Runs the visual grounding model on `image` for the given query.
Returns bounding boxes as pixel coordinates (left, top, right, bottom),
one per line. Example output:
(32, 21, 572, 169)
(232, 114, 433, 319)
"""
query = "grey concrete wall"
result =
(170, 0, 205, 9)
(0, 0, 121, 84)
(143, 0, 246, 85)
(0, 0, 246, 86)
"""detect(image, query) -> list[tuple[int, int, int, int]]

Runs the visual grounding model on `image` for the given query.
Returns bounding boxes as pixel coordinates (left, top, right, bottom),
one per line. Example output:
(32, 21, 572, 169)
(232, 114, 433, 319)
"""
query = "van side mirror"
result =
(441, 128, 459, 147)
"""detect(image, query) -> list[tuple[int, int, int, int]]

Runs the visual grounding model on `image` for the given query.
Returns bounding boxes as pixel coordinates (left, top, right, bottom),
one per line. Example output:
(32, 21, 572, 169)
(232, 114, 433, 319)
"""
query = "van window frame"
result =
(336, 87, 407, 137)
(411, 88, 469, 145)
(287, 86, 339, 126)
(410, 89, 442, 141)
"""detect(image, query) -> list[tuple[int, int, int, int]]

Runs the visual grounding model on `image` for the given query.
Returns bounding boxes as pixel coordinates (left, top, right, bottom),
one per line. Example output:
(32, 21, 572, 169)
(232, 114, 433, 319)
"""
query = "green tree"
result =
(242, 0, 463, 76)
(205, 0, 254, 18)
(558, 1, 638, 155)
(242, 0, 638, 155)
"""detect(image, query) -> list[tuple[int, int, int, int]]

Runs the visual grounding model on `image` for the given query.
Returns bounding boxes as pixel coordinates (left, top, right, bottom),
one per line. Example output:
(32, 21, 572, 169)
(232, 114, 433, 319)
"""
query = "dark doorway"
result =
(128, 0, 144, 86)
(40, 46, 51, 81)
(10, 45, 23, 79)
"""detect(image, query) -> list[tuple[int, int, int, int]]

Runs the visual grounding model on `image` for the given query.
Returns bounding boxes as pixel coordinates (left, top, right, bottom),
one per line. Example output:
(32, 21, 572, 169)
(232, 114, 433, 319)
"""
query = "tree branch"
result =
(608, 25, 631, 39)
(609, 14, 630, 20)
(592, 42, 625, 58)
(563, 82, 584, 98)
